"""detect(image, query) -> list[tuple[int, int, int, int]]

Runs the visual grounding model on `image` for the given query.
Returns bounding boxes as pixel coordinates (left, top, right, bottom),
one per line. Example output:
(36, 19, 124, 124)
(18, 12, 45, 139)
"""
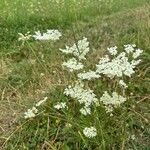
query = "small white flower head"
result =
(78, 70, 100, 80)
(54, 102, 66, 110)
(65, 123, 72, 128)
(80, 107, 91, 115)
(62, 58, 84, 72)
(124, 44, 136, 53)
(32, 107, 38, 113)
(64, 81, 98, 110)
(107, 46, 117, 56)
(100, 91, 126, 113)
(18, 32, 31, 43)
(24, 107, 38, 119)
(97, 55, 110, 65)
(40, 73, 45, 77)
(59, 37, 89, 60)
(46, 29, 62, 40)
(36, 97, 48, 107)
(33, 29, 61, 41)
(83, 127, 97, 138)
(131, 59, 141, 66)
(119, 80, 128, 88)
(132, 48, 143, 59)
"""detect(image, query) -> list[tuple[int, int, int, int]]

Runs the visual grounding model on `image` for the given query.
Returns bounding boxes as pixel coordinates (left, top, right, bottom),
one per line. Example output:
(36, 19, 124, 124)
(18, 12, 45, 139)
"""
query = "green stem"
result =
(27, 42, 50, 74)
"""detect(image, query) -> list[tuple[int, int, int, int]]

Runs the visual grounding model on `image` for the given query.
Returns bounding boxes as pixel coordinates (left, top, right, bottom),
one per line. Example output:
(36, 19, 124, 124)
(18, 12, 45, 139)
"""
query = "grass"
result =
(0, 0, 150, 149)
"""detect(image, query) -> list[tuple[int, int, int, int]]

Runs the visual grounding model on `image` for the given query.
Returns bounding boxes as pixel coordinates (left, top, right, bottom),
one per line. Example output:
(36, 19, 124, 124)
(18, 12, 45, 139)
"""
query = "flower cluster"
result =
(33, 29, 62, 40)
(83, 127, 97, 138)
(18, 32, 31, 43)
(96, 45, 143, 78)
(54, 102, 66, 110)
(62, 58, 84, 72)
(78, 70, 100, 80)
(24, 107, 38, 119)
(132, 48, 143, 59)
(77, 45, 143, 80)
(119, 80, 128, 89)
(64, 81, 98, 115)
(107, 46, 117, 56)
(60, 37, 90, 72)
(124, 44, 136, 53)
(124, 44, 143, 57)
(24, 97, 47, 119)
(60, 38, 143, 138)
(100, 91, 126, 114)
(59, 37, 89, 60)
(18, 29, 61, 44)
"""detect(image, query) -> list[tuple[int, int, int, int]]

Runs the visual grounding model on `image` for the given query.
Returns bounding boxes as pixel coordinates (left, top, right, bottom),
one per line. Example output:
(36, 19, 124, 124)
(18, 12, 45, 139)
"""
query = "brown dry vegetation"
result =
(0, 1, 150, 149)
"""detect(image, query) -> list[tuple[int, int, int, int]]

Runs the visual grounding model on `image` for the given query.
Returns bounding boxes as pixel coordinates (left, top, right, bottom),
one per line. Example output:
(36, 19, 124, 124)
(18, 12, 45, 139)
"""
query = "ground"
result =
(0, 0, 150, 149)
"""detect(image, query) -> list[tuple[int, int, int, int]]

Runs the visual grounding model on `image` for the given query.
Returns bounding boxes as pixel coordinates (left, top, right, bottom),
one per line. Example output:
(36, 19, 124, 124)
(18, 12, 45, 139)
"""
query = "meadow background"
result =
(0, 0, 150, 149)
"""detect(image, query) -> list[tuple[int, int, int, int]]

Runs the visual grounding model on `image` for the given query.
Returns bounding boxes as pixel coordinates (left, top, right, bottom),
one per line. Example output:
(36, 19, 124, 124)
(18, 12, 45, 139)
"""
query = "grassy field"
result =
(0, 0, 150, 149)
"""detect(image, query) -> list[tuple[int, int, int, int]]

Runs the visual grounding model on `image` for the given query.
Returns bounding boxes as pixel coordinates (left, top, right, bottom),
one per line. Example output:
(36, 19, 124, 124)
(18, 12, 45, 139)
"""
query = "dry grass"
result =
(0, 1, 150, 149)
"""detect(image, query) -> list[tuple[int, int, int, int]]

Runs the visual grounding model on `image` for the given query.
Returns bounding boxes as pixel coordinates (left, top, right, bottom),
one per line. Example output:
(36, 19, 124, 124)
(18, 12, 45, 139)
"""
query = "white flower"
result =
(80, 107, 91, 115)
(36, 97, 48, 107)
(107, 46, 117, 55)
(132, 49, 143, 59)
(18, 32, 31, 43)
(40, 73, 45, 77)
(98, 55, 110, 64)
(32, 107, 38, 113)
(119, 80, 128, 88)
(96, 54, 125, 78)
(46, 29, 62, 40)
(54, 102, 66, 110)
(83, 127, 97, 138)
(131, 59, 141, 66)
(59, 37, 89, 60)
(62, 58, 84, 72)
(33, 29, 61, 40)
(24, 107, 38, 119)
(96, 49, 142, 78)
(64, 81, 98, 114)
(78, 70, 100, 80)
(100, 91, 126, 113)
(65, 123, 72, 128)
(124, 44, 136, 53)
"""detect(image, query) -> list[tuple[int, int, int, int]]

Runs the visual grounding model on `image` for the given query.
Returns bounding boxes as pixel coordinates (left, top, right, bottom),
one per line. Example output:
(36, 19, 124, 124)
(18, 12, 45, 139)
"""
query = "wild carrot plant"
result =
(4, 30, 144, 149)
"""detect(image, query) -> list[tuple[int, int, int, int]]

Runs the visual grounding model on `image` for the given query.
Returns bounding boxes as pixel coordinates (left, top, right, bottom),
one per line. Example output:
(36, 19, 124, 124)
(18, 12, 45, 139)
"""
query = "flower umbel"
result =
(107, 46, 117, 56)
(124, 44, 136, 53)
(54, 102, 66, 110)
(24, 107, 38, 119)
(96, 46, 143, 78)
(119, 80, 128, 88)
(100, 91, 126, 113)
(62, 58, 84, 72)
(33, 29, 62, 40)
(59, 37, 89, 60)
(18, 32, 31, 44)
(83, 127, 97, 138)
(78, 70, 100, 80)
(64, 81, 98, 115)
